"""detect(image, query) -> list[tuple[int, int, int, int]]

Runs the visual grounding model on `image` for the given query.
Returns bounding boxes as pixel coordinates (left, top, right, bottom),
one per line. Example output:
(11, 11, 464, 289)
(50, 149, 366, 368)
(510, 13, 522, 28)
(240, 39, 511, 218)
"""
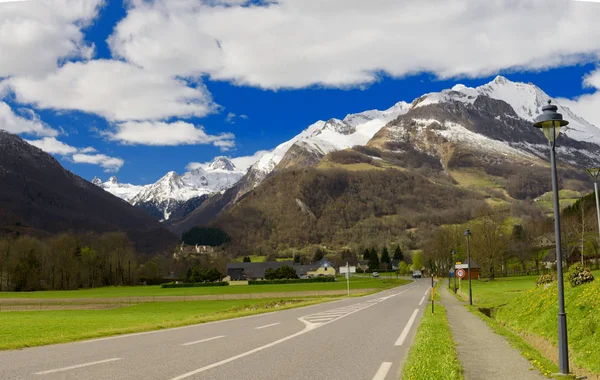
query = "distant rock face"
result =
(0, 131, 177, 254)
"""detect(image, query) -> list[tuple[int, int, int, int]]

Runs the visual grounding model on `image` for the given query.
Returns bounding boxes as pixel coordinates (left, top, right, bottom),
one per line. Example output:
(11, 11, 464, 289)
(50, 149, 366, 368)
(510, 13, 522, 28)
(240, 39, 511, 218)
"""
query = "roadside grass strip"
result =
(402, 284, 463, 380)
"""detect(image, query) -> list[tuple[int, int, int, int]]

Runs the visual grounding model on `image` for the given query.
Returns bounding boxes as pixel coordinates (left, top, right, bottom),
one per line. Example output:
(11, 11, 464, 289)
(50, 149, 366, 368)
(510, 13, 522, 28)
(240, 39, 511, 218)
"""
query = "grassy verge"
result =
(454, 272, 600, 378)
(0, 278, 410, 299)
(466, 305, 557, 378)
(0, 297, 332, 350)
(402, 282, 463, 380)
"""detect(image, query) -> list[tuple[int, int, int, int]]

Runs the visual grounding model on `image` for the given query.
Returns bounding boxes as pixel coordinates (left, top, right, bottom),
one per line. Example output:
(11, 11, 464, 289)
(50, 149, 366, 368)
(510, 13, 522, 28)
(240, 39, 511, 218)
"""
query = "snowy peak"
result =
(322, 119, 355, 135)
(410, 76, 600, 144)
(208, 156, 236, 171)
(108, 176, 118, 184)
(93, 176, 146, 202)
(91, 176, 102, 186)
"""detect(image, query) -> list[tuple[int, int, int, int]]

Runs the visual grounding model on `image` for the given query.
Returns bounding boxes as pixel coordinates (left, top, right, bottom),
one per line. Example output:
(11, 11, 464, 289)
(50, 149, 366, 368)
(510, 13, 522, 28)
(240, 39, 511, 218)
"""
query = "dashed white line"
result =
(424, 288, 430, 296)
(33, 358, 122, 375)
(181, 335, 225, 346)
(255, 322, 280, 330)
(372, 362, 393, 380)
(418, 295, 426, 306)
(395, 309, 420, 346)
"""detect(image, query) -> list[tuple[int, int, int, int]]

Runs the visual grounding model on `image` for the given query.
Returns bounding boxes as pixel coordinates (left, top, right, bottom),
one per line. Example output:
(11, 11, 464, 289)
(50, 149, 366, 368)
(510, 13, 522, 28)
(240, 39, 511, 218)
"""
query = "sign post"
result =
(431, 274, 435, 314)
(340, 263, 355, 296)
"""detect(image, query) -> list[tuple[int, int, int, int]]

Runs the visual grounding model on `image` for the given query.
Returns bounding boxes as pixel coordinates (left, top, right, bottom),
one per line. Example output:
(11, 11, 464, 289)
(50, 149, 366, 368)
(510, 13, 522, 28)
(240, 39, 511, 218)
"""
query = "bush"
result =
(248, 277, 335, 285)
(535, 273, 556, 287)
(161, 282, 229, 288)
(265, 265, 299, 280)
(568, 264, 595, 287)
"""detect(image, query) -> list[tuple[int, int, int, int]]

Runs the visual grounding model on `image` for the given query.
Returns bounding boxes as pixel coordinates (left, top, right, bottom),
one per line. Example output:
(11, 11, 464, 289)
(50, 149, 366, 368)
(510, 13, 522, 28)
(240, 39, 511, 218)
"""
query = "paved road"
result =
(0, 280, 431, 380)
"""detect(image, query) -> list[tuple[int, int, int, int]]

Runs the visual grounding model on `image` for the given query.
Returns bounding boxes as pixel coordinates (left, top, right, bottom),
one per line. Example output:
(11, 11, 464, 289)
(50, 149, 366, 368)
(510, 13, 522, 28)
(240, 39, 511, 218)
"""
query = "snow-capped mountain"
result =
(92, 176, 146, 202)
(126, 157, 244, 221)
(245, 101, 411, 187)
(411, 76, 600, 145)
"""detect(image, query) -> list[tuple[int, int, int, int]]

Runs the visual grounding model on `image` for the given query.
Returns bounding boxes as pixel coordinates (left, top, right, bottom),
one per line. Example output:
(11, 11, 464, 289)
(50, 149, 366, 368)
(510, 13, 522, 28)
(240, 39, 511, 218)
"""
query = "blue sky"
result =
(1, 0, 600, 185)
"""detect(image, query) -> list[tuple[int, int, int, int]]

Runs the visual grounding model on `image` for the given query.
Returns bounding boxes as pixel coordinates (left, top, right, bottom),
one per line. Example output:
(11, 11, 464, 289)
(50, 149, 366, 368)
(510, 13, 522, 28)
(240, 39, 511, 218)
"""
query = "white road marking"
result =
(255, 322, 280, 330)
(181, 335, 225, 346)
(169, 289, 409, 380)
(395, 309, 420, 346)
(418, 295, 426, 306)
(33, 358, 122, 375)
(372, 362, 393, 380)
(424, 289, 430, 296)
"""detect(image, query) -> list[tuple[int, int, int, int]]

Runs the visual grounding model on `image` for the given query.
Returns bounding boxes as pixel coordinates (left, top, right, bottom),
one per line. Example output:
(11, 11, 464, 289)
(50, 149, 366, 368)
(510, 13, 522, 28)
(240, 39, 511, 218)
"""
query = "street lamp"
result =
(586, 168, 600, 260)
(452, 250, 457, 293)
(464, 228, 472, 306)
(533, 99, 569, 375)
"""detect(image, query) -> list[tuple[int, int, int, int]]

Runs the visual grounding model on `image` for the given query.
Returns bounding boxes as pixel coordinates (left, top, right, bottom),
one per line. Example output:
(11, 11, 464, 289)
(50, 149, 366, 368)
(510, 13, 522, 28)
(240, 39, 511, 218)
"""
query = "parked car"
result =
(412, 270, 422, 278)
(372, 272, 379, 278)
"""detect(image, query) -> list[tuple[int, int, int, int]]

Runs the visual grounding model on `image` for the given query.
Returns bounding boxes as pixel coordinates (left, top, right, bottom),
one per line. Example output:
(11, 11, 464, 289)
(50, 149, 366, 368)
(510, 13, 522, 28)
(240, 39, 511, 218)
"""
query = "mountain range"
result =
(87, 76, 600, 240)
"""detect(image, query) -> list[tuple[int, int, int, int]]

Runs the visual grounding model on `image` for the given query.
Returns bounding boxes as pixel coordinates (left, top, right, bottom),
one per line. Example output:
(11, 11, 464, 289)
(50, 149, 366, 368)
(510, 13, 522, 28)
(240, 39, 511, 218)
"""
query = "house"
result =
(536, 234, 555, 249)
(225, 259, 335, 281)
(542, 247, 595, 269)
(226, 261, 294, 281)
(455, 259, 481, 280)
(174, 243, 215, 259)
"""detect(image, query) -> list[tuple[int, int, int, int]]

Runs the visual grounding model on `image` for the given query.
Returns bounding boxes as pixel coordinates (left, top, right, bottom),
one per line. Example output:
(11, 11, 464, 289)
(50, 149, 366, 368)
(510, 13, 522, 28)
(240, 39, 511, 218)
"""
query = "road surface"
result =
(0, 280, 430, 380)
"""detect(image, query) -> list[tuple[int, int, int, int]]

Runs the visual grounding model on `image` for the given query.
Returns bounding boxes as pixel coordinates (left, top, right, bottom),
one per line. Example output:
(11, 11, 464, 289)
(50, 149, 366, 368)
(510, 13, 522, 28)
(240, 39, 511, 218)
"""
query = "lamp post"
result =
(464, 228, 472, 306)
(586, 168, 600, 263)
(452, 250, 457, 293)
(533, 100, 569, 375)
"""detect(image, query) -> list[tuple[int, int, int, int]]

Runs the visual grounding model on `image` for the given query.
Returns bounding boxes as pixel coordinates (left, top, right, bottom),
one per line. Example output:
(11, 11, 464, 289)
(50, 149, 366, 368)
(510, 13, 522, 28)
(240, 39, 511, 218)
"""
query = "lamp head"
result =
(464, 228, 471, 237)
(533, 100, 569, 143)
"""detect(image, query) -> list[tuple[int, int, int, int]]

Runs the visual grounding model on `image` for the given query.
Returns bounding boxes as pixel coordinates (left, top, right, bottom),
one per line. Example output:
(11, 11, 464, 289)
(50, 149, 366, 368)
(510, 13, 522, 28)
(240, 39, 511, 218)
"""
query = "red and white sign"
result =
(456, 269, 466, 279)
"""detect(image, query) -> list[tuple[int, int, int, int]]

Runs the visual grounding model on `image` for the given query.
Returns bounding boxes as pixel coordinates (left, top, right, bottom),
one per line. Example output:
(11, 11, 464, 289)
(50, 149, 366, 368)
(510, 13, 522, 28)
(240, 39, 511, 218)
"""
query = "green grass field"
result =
(0, 278, 409, 299)
(0, 298, 329, 350)
(456, 275, 538, 308)
(402, 284, 463, 380)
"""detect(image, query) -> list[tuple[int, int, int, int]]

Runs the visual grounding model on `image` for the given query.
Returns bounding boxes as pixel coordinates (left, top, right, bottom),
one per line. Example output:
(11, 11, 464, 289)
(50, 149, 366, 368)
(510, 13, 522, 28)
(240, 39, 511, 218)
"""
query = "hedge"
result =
(248, 277, 336, 285)
(161, 281, 229, 288)
(140, 278, 183, 286)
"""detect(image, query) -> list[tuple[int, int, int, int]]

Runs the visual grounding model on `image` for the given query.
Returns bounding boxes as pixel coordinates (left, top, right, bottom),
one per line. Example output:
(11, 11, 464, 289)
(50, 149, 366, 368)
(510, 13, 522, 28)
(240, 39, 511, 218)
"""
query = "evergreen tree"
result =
(243, 256, 251, 262)
(293, 254, 300, 264)
(393, 245, 404, 261)
(368, 249, 380, 271)
(313, 248, 325, 262)
(363, 248, 370, 260)
(185, 267, 193, 283)
(381, 247, 391, 264)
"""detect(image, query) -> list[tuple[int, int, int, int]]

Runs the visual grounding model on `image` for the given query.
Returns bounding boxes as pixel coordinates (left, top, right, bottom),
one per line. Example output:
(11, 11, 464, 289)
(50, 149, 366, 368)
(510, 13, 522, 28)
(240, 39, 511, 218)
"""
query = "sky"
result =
(1, 0, 600, 185)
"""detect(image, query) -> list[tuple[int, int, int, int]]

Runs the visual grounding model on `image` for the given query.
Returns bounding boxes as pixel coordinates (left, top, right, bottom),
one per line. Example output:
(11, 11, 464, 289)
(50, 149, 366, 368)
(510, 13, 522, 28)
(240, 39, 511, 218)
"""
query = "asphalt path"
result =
(0, 279, 431, 380)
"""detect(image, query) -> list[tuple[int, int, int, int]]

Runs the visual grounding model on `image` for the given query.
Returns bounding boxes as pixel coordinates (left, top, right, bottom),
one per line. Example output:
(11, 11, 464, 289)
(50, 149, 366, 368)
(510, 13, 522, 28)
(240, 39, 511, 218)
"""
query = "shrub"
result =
(161, 281, 229, 288)
(568, 264, 595, 287)
(248, 277, 335, 285)
(535, 273, 556, 287)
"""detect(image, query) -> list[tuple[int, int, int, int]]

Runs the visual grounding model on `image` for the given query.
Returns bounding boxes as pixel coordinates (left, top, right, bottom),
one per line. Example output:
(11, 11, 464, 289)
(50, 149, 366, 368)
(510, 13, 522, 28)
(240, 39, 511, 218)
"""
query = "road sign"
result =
(456, 269, 466, 279)
(455, 263, 470, 269)
(340, 266, 356, 274)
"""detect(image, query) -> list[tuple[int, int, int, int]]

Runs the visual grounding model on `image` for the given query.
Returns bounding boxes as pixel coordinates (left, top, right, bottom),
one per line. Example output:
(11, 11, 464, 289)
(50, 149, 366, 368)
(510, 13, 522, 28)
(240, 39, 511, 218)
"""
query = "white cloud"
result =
(72, 153, 124, 172)
(0, 0, 103, 77)
(559, 69, 600, 128)
(79, 146, 97, 153)
(5, 60, 216, 121)
(186, 149, 270, 172)
(108, 0, 600, 90)
(25, 136, 77, 155)
(225, 112, 236, 123)
(0, 101, 57, 136)
(109, 120, 235, 149)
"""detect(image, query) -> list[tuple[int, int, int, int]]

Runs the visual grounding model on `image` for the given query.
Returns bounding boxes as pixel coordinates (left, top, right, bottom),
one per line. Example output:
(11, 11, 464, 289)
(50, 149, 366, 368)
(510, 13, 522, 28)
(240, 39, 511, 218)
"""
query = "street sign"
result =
(340, 266, 356, 274)
(456, 269, 466, 279)
(455, 263, 470, 269)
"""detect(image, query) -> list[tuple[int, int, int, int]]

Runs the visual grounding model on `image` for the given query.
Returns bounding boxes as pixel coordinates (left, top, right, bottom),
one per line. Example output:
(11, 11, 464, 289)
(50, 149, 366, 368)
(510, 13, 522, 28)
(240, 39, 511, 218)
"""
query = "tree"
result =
(204, 268, 223, 282)
(381, 247, 391, 270)
(264, 268, 278, 280)
(243, 256, 251, 263)
(470, 210, 508, 279)
(411, 252, 423, 271)
(313, 248, 325, 262)
(278, 265, 299, 279)
(398, 261, 409, 276)
(293, 254, 300, 264)
(393, 245, 404, 261)
(185, 267, 193, 282)
(368, 249, 380, 271)
(362, 249, 370, 260)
